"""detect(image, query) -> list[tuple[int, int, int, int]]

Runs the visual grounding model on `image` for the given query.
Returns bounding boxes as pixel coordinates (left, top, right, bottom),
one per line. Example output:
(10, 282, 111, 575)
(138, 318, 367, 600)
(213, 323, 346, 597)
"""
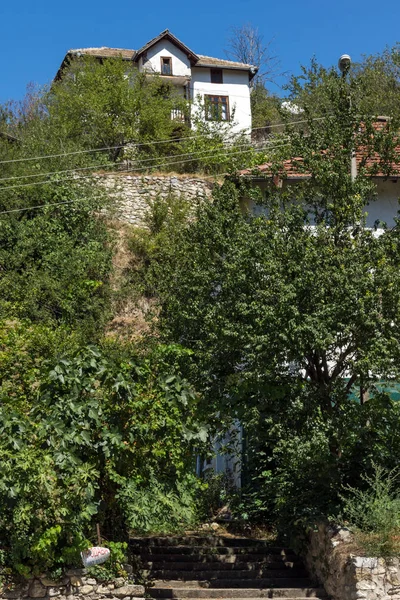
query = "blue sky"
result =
(0, 0, 399, 105)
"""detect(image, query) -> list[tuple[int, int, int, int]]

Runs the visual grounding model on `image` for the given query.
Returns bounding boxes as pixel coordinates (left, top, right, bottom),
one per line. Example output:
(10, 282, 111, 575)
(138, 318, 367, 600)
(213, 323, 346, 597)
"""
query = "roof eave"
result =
(54, 52, 73, 82)
(54, 49, 136, 82)
(195, 62, 257, 73)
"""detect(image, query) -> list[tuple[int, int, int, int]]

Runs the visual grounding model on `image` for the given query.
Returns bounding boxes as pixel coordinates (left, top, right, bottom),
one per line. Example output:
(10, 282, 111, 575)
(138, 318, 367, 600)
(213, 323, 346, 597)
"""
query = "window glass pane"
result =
(161, 58, 172, 75)
(221, 98, 228, 120)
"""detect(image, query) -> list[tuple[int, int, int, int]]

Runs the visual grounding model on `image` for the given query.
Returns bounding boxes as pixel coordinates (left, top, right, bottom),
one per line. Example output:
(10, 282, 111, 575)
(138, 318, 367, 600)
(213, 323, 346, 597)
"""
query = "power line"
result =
(0, 198, 88, 215)
(0, 141, 257, 183)
(0, 139, 291, 193)
(0, 117, 323, 167)
(0, 161, 113, 183)
(0, 130, 254, 167)
(0, 119, 338, 215)
(0, 137, 281, 184)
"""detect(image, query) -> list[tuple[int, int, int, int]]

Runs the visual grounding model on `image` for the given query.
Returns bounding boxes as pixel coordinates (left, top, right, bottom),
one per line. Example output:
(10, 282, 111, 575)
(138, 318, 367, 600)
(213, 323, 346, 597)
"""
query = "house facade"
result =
(56, 29, 257, 134)
(241, 171, 400, 230)
(239, 118, 400, 230)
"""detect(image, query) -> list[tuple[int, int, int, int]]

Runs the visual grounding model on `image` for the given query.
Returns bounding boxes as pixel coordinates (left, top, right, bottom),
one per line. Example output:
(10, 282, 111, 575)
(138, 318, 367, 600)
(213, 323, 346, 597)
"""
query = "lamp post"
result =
(338, 54, 357, 182)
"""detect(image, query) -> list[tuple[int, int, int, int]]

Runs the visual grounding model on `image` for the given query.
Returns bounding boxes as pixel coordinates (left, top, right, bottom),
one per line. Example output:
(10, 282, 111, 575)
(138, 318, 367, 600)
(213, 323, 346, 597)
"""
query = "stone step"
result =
(130, 537, 286, 549)
(131, 547, 297, 557)
(141, 557, 302, 567)
(148, 588, 327, 598)
(149, 569, 309, 580)
(150, 580, 317, 590)
(131, 536, 327, 600)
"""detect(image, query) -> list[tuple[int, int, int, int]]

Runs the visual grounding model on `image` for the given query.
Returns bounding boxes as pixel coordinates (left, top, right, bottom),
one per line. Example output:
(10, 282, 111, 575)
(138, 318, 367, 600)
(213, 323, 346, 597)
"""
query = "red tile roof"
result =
(241, 120, 400, 180)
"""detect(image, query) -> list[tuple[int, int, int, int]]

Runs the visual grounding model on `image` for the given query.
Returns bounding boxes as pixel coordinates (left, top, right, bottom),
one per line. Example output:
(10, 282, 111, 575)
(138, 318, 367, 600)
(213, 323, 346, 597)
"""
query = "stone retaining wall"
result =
(1, 570, 144, 600)
(304, 522, 400, 600)
(99, 173, 215, 226)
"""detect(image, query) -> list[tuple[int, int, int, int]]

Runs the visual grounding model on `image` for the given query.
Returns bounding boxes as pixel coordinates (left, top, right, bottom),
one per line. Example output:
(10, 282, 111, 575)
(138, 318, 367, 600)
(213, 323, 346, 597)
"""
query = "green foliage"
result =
(51, 59, 189, 160)
(287, 45, 400, 121)
(126, 193, 191, 299)
(196, 471, 238, 521)
(340, 464, 400, 556)
(0, 438, 95, 576)
(0, 320, 83, 412)
(352, 44, 400, 118)
(0, 188, 113, 330)
(149, 60, 400, 535)
(118, 473, 202, 534)
(0, 83, 114, 333)
(0, 342, 207, 575)
(250, 83, 281, 132)
(180, 97, 265, 175)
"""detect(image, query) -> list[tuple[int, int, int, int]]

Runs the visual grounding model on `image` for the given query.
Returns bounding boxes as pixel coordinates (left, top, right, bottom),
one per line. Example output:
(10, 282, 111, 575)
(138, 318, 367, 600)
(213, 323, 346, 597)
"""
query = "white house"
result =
(240, 165, 400, 230)
(56, 29, 257, 134)
(238, 117, 400, 230)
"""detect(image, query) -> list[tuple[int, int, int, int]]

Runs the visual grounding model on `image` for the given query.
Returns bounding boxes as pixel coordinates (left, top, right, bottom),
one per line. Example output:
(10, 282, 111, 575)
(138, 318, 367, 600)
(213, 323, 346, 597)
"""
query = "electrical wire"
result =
(0, 199, 88, 215)
(0, 117, 324, 167)
(0, 139, 291, 193)
(0, 136, 290, 184)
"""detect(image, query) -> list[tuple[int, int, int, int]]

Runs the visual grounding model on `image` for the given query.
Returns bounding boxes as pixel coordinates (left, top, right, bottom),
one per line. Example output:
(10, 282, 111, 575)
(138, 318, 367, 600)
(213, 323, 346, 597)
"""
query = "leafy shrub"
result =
(231, 393, 400, 538)
(0, 343, 207, 575)
(0, 320, 83, 412)
(340, 464, 400, 556)
(0, 185, 113, 332)
(118, 473, 203, 534)
(126, 193, 191, 298)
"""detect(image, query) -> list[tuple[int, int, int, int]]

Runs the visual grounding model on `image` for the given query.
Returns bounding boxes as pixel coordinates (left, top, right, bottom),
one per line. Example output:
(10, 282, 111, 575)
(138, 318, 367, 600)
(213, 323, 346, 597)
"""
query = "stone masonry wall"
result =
(304, 522, 400, 600)
(98, 173, 215, 226)
(0, 570, 144, 600)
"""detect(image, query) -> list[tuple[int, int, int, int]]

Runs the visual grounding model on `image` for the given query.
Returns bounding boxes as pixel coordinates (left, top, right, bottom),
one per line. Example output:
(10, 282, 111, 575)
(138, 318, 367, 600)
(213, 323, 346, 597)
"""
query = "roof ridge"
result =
(198, 53, 252, 63)
(69, 46, 135, 52)
(196, 54, 257, 70)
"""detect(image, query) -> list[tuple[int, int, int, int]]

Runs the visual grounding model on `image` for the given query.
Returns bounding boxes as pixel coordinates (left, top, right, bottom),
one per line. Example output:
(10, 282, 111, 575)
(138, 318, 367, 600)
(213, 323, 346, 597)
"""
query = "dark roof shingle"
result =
(69, 47, 136, 60)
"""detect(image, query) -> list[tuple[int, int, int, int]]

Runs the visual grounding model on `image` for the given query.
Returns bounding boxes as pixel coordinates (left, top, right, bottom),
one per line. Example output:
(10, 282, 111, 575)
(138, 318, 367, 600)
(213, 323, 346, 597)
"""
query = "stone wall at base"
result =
(304, 523, 400, 600)
(1, 570, 144, 600)
(99, 173, 215, 226)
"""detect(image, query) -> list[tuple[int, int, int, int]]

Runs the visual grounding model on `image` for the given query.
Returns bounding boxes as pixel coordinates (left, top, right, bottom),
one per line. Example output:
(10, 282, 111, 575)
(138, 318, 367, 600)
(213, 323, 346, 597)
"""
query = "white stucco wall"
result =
(244, 178, 400, 230)
(191, 67, 252, 134)
(141, 40, 191, 76)
(365, 179, 400, 228)
(137, 41, 252, 134)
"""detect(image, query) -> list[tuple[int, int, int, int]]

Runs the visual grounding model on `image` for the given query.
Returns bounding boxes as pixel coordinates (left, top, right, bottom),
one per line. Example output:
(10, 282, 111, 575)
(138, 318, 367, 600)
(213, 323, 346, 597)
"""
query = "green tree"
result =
(250, 82, 281, 134)
(287, 44, 400, 120)
(0, 180, 113, 331)
(50, 57, 189, 161)
(150, 58, 400, 525)
(0, 342, 207, 574)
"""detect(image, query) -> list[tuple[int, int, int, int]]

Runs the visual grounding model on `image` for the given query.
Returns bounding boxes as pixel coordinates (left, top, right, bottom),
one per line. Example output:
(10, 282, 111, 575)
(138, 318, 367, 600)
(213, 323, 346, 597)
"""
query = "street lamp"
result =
(338, 54, 351, 75)
(338, 54, 357, 181)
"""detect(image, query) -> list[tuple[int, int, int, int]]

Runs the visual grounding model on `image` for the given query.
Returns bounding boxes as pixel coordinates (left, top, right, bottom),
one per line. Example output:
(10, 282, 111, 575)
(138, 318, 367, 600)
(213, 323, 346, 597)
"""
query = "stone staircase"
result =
(129, 535, 328, 600)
